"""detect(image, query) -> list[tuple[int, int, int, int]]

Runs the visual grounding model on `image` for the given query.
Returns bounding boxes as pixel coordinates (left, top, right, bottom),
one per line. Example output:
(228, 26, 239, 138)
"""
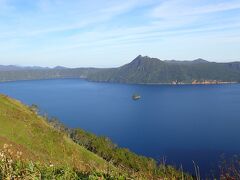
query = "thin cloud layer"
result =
(0, 0, 239, 67)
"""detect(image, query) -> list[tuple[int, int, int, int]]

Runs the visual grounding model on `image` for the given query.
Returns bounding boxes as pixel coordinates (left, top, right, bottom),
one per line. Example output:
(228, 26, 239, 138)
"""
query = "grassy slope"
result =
(0, 94, 192, 179)
(0, 94, 110, 172)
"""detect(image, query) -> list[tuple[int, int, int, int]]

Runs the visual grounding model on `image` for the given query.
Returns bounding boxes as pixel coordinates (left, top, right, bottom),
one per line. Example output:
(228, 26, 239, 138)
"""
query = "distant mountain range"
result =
(1, 55, 240, 84)
(0, 65, 67, 71)
(0, 65, 49, 71)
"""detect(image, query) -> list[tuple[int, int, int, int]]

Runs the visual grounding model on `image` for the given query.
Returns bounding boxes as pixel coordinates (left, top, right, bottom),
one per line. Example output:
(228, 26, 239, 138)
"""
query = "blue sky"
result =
(0, 0, 240, 67)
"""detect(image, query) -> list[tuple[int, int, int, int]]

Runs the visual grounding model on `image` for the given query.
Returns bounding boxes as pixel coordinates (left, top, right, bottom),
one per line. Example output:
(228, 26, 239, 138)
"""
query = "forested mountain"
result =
(87, 55, 240, 84)
(1, 55, 240, 84)
(0, 68, 99, 82)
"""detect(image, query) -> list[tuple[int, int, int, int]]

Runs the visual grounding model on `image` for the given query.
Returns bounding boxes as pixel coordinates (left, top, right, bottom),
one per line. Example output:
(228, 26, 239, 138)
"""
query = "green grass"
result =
(0, 145, 126, 180)
(0, 94, 110, 172)
(0, 94, 193, 179)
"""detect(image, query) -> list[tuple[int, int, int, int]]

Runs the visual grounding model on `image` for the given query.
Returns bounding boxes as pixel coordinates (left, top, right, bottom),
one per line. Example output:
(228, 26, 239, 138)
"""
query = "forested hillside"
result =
(0, 55, 240, 84)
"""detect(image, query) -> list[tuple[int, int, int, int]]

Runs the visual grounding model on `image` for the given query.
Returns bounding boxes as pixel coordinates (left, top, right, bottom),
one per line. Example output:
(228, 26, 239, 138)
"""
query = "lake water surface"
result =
(1, 79, 240, 176)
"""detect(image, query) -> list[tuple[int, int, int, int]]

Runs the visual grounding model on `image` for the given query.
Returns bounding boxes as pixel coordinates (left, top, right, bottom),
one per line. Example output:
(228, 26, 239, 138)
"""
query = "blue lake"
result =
(1, 79, 240, 176)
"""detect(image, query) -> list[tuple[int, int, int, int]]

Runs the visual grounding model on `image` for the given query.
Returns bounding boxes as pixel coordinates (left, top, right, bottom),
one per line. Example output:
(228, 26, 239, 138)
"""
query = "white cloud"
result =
(151, 0, 240, 19)
(0, 0, 239, 66)
(0, 0, 151, 39)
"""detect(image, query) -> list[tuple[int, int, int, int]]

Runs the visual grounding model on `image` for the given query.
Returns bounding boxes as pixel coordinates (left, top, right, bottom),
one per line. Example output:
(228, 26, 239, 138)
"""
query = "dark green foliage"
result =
(70, 129, 156, 173)
(29, 104, 39, 114)
(46, 118, 157, 174)
(69, 128, 192, 179)
(46, 118, 192, 179)
(0, 68, 99, 82)
(87, 56, 240, 84)
(0, 55, 240, 84)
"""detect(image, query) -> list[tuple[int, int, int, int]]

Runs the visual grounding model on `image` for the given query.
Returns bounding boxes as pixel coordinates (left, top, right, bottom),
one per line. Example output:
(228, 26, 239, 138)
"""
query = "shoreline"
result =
(0, 78, 238, 86)
(138, 81, 239, 85)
